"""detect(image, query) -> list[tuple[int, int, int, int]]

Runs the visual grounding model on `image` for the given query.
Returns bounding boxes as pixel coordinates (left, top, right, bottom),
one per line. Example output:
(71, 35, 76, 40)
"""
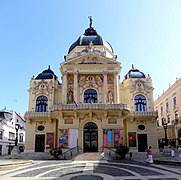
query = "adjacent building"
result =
(0, 108, 26, 155)
(25, 19, 158, 154)
(154, 78, 181, 146)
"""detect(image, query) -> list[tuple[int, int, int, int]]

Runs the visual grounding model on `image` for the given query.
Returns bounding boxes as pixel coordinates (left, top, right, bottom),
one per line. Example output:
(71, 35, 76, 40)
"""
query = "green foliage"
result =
(49, 147, 62, 158)
(115, 145, 129, 159)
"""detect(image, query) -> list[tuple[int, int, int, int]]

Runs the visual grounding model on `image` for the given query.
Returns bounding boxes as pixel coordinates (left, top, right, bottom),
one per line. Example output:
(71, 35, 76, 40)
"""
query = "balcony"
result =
(173, 117, 181, 124)
(25, 112, 51, 119)
(51, 103, 128, 111)
(133, 111, 158, 117)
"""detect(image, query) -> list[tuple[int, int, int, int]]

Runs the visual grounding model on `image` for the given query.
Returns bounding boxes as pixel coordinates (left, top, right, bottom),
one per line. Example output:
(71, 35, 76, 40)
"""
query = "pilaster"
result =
(103, 72, 108, 103)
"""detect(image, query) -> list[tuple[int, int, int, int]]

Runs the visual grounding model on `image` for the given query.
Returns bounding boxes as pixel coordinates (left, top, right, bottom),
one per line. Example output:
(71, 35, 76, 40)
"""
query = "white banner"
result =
(69, 129, 78, 148)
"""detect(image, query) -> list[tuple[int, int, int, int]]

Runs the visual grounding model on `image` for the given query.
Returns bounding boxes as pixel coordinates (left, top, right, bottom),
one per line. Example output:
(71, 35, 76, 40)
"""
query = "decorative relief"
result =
(68, 76, 74, 85)
(107, 76, 114, 84)
(78, 75, 103, 88)
(32, 80, 53, 96)
(108, 116, 117, 124)
(64, 116, 73, 124)
(73, 41, 107, 60)
(130, 79, 152, 98)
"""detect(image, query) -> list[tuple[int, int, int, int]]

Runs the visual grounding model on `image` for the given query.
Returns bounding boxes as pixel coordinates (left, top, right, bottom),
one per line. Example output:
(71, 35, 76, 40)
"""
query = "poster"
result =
(128, 132, 136, 147)
(114, 129, 123, 147)
(69, 129, 78, 148)
(103, 129, 108, 147)
(46, 133, 54, 149)
(108, 130, 112, 147)
(58, 129, 68, 148)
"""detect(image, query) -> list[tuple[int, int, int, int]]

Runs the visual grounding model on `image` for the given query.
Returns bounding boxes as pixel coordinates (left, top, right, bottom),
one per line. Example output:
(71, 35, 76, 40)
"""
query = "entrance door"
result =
(84, 122, 98, 152)
(138, 134, 147, 152)
(35, 135, 45, 152)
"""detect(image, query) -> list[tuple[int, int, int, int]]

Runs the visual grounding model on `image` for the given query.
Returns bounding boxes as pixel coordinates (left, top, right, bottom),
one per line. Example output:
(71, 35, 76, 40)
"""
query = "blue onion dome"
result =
(35, 65, 57, 80)
(68, 17, 113, 54)
(125, 65, 146, 79)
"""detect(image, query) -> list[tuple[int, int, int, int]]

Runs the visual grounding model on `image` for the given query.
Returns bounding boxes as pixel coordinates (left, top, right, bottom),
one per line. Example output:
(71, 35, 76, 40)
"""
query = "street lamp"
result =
(162, 118, 168, 146)
(15, 123, 20, 146)
(11, 122, 20, 157)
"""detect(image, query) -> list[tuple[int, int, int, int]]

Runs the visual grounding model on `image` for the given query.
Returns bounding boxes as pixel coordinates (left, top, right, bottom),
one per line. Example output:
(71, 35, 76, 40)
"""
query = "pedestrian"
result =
(146, 146, 153, 164)
(171, 146, 175, 158)
(178, 145, 181, 159)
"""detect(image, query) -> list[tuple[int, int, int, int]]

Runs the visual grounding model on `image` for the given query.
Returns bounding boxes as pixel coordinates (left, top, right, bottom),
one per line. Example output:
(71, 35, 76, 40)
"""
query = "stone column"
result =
(62, 72, 67, 104)
(74, 71, 78, 103)
(103, 72, 108, 104)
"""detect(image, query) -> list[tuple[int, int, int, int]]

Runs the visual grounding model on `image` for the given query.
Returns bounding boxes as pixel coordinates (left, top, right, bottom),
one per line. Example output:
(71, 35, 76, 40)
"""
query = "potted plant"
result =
(49, 147, 62, 159)
(115, 144, 129, 159)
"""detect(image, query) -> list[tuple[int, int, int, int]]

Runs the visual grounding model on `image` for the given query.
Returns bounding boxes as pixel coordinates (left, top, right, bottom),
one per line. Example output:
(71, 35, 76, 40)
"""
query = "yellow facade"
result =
(155, 78, 181, 146)
(25, 21, 158, 153)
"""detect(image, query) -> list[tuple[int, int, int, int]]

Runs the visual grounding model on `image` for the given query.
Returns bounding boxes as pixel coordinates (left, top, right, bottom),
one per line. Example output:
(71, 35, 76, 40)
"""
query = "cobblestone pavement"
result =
(0, 159, 181, 180)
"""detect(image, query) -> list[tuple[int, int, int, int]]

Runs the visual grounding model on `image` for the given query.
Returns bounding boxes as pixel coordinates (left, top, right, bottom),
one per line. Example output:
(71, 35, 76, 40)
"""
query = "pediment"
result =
(62, 53, 120, 65)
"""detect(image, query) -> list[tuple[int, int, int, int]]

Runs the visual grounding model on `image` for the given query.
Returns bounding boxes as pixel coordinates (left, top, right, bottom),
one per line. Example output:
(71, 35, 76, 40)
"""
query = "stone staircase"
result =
(73, 152, 106, 161)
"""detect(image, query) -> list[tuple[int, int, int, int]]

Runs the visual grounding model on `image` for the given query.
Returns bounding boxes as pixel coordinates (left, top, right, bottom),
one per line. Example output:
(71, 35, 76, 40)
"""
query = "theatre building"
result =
(25, 19, 158, 154)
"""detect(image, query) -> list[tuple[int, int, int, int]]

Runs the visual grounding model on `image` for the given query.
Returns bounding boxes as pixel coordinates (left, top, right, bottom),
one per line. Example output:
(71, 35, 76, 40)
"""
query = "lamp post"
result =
(15, 123, 20, 146)
(11, 123, 20, 157)
(162, 118, 168, 146)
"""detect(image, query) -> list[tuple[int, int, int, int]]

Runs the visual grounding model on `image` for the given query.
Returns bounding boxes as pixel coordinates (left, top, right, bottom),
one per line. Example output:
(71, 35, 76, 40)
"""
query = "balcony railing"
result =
(25, 112, 51, 119)
(133, 111, 158, 117)
(173, 117, 181, 124)
(51, 103, 128, 111)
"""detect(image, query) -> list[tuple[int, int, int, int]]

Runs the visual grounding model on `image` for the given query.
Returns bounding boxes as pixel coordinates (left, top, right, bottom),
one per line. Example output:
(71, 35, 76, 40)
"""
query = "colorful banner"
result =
(114, 129, 123, 147)
(46, 133, 54, 149)
(128, 132, 136, 147)
(58, 129, 68, 148)
(103, 130, 108, 147)
(104, 129, 123, 148)
(108, 130, 112, 147)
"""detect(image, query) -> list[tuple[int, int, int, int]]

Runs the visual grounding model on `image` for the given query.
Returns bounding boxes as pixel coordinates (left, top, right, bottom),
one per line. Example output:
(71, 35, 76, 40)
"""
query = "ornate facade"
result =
(25, 19, 158, 153)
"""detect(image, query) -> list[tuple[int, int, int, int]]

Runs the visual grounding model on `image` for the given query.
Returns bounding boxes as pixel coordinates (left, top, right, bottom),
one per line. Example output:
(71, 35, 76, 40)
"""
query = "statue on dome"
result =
(88, 16, 92, 28)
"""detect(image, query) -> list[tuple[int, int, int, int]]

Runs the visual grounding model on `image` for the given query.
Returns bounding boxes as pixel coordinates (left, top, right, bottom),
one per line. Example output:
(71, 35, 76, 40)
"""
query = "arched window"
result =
(134, 95, 147, 112)
(84, 89, 97, 103)
(36, 96, 48, 112)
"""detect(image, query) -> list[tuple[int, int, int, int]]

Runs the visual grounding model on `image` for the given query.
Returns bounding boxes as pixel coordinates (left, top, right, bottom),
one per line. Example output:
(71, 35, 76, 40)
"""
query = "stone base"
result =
(11, 146, 20, 159)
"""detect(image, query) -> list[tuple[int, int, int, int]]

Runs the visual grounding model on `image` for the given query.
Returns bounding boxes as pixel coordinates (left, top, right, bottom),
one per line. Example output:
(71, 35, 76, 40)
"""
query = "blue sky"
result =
(0, 0, 181, 115)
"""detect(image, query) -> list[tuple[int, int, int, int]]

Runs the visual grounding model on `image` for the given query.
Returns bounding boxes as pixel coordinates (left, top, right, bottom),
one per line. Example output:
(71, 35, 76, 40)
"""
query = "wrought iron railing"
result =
(61, 146, 82, 160)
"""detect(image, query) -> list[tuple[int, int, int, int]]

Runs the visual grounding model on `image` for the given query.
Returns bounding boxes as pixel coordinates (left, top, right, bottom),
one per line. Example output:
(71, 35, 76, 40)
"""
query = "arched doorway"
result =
(83, 122, 98, 152)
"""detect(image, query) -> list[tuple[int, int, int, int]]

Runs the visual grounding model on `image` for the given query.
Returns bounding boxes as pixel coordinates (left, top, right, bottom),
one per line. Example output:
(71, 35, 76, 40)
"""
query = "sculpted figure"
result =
(67, 90, 73, 104)
(108, 91, 114, 103)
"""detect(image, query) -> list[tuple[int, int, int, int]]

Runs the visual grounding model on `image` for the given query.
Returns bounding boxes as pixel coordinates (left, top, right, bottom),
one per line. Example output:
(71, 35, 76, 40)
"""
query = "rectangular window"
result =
(19, 133, 24, 142)
(161, 106, 163, 115)
(175, 111, 178, 121)
(166, 102, 169, 111)
(167, 114, 170, 123)
(9, 132, 15, 141)
(173, 96, 177, 106)
(0, 131, 3, 139)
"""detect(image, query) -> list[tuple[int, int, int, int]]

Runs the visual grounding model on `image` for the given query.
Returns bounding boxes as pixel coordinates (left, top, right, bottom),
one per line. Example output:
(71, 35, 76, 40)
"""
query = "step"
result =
(74, 152, 105, 161)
